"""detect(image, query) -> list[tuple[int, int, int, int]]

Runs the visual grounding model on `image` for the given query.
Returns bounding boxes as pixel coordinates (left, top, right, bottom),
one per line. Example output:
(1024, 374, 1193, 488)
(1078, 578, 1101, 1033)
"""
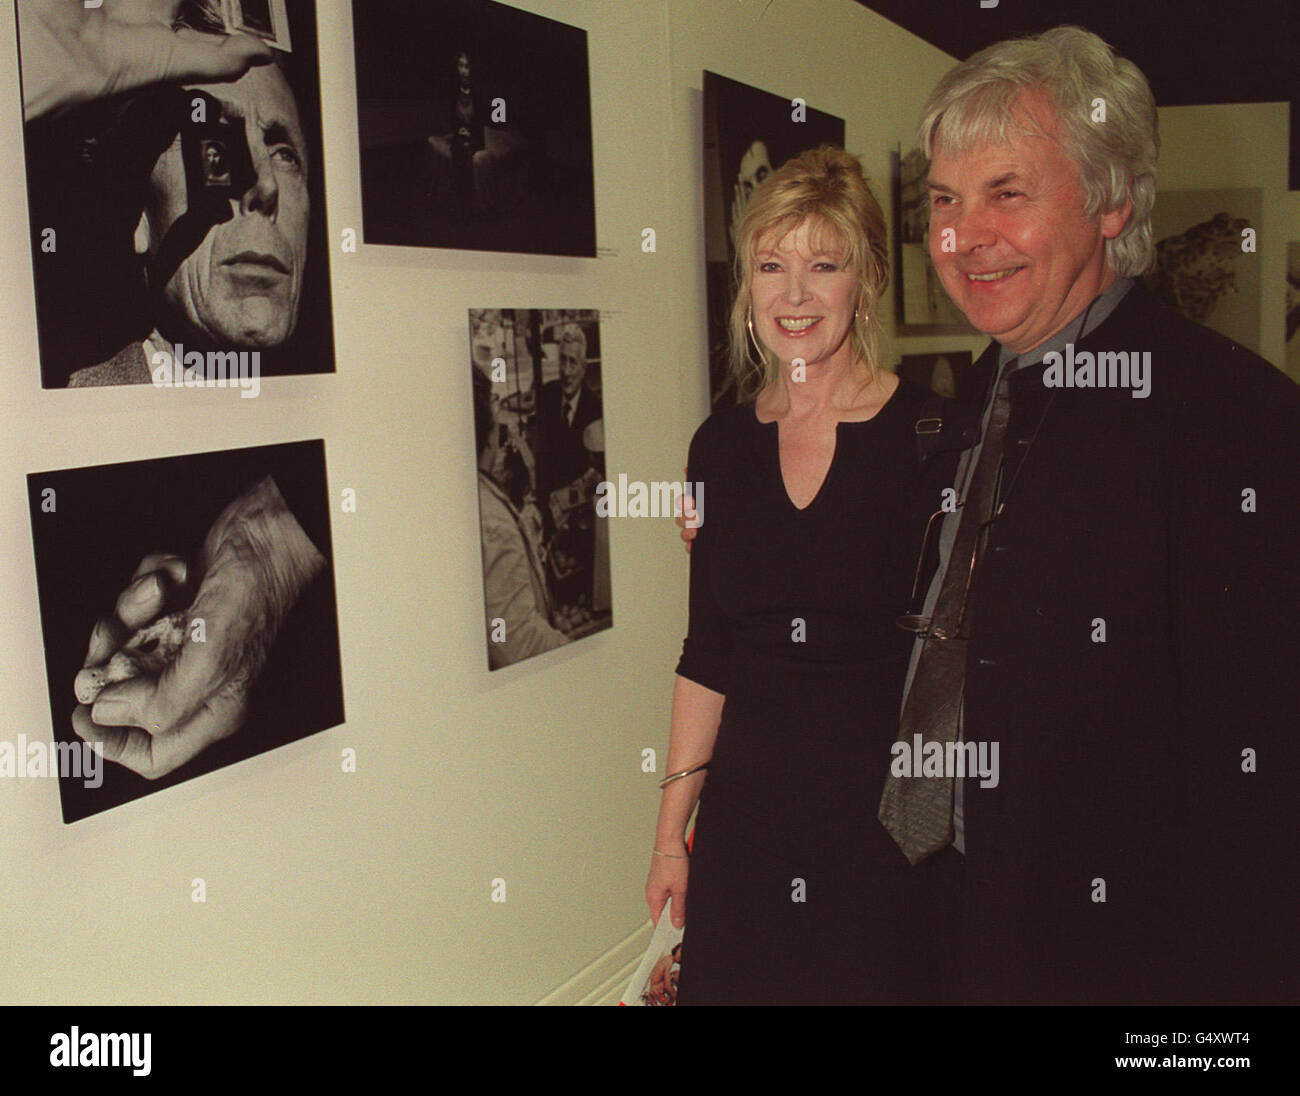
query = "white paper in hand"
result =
(619, 898, 685, 1006)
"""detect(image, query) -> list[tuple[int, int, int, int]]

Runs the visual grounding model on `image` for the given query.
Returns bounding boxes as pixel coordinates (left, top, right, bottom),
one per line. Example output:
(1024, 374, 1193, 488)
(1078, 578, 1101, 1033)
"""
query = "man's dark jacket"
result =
(535, 379, 601, 508)
(920, 283, 1297, 1004)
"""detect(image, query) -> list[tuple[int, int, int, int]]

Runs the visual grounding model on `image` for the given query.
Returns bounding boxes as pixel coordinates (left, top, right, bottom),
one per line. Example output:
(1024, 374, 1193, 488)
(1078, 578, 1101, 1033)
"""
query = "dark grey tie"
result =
(879, 368, 1013, 864)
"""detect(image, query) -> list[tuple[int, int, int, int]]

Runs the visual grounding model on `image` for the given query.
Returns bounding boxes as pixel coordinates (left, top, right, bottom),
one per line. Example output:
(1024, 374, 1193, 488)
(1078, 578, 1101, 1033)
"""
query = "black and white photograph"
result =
(892, 145, 971, 333)
(353, 0, 596, 256)
(14, 0, 335, 388)
(1145, 187, 1262, 352)
(28, 440, 344, 822)
(897, 350, 978, 404)
(471, 308, 611, 670)
(703, 71, 846, 406)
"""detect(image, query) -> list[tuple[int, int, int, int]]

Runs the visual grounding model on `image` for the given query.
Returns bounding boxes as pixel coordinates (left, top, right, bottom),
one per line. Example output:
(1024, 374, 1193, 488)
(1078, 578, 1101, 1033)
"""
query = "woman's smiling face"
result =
(750, 217, 859, 372)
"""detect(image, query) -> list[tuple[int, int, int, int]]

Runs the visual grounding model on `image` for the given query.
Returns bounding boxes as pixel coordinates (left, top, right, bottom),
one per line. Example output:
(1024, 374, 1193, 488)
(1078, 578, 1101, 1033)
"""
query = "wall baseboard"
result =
(535, 920, 653, 1006)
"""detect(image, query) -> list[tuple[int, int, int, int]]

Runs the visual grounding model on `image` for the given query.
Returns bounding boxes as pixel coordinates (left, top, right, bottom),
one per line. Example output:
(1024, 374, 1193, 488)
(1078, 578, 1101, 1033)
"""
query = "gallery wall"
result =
(0, 0, 1291, 1007)
(1156, 101, 1293, 377)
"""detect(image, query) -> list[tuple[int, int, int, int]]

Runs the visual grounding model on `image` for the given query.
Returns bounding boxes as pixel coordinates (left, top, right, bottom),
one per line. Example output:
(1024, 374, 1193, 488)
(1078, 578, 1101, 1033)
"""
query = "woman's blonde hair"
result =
(726, 145, 889, 403)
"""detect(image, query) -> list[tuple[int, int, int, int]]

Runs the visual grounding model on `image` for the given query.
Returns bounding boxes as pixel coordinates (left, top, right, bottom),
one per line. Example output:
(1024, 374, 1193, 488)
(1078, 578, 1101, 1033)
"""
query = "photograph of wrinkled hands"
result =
(29, 441, 343, 822)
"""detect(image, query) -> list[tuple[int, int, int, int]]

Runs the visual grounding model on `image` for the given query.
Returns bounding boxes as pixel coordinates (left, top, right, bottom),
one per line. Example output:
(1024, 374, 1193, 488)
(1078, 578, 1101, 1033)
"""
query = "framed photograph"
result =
(353, 0, 596, 256)
(898, 350, 979, 404)
(892, 146, 971, 335)
(28, 440, 345, 823)
(1145, 188, 1262, 353)
(224, 0, 292, 53)
(13, 0, 334, 388)
(470, 308, 611, 669)
(703, 71, 845, 406)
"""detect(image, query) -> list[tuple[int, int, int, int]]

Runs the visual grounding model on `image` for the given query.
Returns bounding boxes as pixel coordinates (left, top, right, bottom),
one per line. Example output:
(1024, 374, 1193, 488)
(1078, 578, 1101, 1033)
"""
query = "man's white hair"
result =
(917, 25, 1159, 277)
(557, 323, 586, 362)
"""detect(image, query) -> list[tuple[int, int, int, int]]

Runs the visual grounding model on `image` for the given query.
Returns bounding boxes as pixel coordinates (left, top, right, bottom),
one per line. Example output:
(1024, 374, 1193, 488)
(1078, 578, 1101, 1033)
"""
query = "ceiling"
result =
(855, 0, 1298, 187)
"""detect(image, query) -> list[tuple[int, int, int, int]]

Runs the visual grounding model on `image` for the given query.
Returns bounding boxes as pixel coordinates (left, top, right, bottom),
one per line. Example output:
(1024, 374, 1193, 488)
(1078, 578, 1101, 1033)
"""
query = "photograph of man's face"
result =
(144, 65, 309, 350)
(559, 334, 587, 398)
(14, 0, 331, 386)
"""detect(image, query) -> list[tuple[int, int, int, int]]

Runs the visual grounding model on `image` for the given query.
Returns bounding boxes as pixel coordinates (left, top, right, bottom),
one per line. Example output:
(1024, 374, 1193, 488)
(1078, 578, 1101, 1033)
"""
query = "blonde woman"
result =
(645, 146, 937, 1004)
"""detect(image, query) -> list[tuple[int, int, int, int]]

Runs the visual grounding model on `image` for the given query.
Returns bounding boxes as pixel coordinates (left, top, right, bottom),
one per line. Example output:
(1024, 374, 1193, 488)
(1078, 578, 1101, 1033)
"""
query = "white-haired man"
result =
(879, 25, 1296, 1004)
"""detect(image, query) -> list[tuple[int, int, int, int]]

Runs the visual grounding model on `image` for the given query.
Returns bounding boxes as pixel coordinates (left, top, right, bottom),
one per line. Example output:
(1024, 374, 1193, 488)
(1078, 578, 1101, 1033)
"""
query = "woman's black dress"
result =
(673, 381, 935, 1005)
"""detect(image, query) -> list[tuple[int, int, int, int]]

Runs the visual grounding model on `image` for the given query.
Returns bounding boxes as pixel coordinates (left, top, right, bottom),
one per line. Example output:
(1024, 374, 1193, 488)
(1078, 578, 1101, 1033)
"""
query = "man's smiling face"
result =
(926, 91, 1129, 354)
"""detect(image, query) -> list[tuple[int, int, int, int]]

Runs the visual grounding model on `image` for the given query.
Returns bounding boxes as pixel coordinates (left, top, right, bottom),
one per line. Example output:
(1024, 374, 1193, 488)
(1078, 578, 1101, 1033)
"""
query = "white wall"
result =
(0, 1, 1290, 1006)
(1156, 102, 1292, 378)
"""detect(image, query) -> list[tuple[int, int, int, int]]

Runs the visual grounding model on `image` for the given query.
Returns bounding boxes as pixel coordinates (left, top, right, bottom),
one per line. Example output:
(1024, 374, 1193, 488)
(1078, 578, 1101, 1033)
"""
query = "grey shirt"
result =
(901, 276, 1135, 853)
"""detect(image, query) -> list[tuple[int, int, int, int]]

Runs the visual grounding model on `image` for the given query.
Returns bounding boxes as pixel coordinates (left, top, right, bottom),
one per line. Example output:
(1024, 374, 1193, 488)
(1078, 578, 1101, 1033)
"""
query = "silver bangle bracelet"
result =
(657, 762, 710, 789)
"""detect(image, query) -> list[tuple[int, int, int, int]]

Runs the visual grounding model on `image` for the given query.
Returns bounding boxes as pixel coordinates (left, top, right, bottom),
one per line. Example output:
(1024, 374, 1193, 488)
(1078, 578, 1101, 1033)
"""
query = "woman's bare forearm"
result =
(653, 674, 725, 851)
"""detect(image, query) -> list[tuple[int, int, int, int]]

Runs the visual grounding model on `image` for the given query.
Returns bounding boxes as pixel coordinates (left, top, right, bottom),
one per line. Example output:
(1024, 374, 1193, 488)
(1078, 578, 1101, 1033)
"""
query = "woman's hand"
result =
(675, 465, 698, 552)
(645, 843, 689, 928)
